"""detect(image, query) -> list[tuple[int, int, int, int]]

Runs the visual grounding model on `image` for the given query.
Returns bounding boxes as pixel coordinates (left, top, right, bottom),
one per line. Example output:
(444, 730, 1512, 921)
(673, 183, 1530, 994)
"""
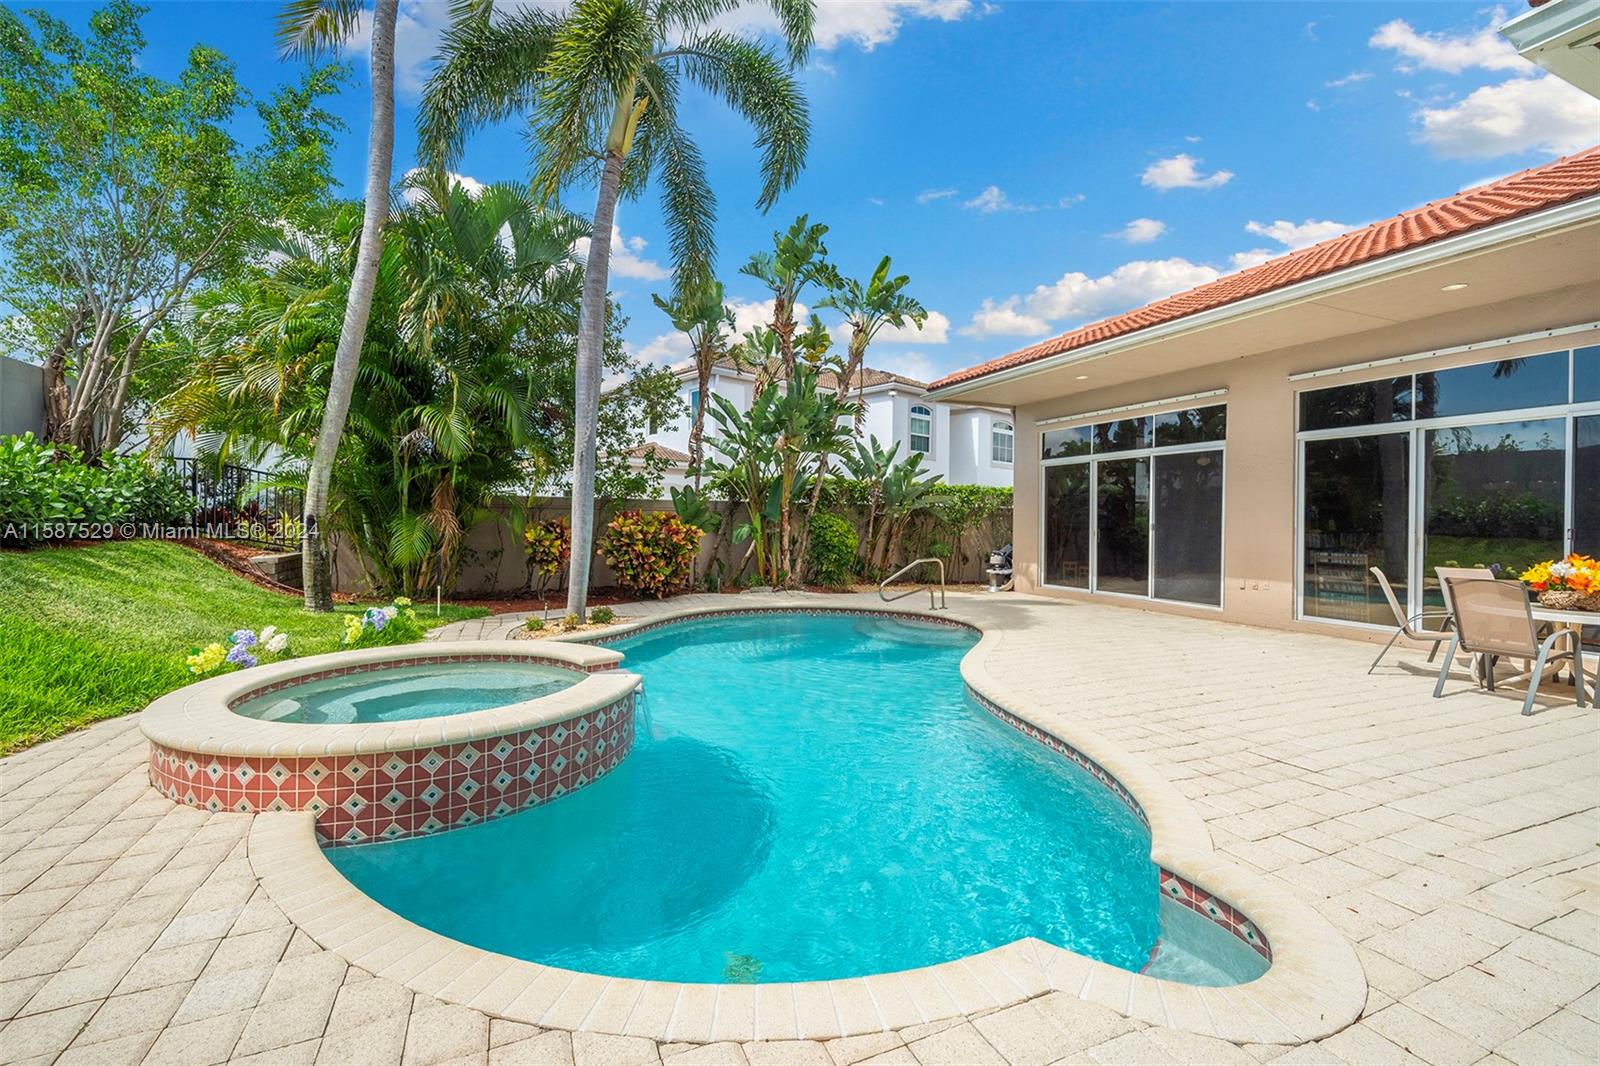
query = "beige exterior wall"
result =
(1010, 283, 1600, 640)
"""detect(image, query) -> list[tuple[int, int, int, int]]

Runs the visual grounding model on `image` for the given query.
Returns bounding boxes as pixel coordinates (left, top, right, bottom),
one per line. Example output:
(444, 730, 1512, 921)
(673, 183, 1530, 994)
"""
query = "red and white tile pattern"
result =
(148, 693, 634, 845)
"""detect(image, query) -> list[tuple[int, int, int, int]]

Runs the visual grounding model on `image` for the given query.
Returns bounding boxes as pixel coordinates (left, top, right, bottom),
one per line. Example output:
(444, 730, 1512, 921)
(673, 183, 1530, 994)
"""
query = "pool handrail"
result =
(879, 557, 947, 610)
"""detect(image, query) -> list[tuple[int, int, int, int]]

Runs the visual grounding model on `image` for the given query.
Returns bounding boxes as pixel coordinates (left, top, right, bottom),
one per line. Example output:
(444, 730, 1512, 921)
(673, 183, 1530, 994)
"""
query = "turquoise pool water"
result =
(326, 612, 1194, 982)
(232, 661, 578, 724)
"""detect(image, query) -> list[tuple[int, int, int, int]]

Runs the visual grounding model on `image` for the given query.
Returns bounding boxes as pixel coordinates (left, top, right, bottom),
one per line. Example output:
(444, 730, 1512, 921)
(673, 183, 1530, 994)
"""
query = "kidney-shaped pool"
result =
(326, 611, 1265, 985)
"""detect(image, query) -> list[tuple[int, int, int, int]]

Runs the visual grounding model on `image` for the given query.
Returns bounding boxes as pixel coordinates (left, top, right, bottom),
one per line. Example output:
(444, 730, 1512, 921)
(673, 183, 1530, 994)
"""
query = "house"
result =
(1501, 0, 1600, 97)
(927, 146, 1600, 635)
(637, 358, 1015, 493)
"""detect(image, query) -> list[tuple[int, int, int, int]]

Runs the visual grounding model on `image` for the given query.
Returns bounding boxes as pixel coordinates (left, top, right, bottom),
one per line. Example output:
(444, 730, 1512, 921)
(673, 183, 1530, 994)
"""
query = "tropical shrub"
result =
(186, 625, 293, 676)
(523, 516, 571, 598)
(590, 606, 616, 624)
(807, 513, 857, 588)
(341, 598, 425, 648)
(524, 616, 546, 632)
(0, 433, 193, 544)
(599, 511, 701, 598)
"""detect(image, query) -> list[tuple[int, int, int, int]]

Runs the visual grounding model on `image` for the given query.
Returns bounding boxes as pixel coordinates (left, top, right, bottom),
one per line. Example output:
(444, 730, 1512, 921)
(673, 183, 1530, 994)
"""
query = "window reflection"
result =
(1043, 465, 1091, 588)
(1302, 434, 1410, 625)
(1414, 351, 1568, 420)
(1096, 458, 1149, 595)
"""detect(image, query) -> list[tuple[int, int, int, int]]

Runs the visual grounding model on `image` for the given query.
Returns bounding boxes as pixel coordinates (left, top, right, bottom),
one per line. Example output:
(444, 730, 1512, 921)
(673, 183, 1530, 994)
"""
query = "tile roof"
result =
(931, 144, 1600, 391)
(686, 357, 928, 391)
(623, 443, 691, 464)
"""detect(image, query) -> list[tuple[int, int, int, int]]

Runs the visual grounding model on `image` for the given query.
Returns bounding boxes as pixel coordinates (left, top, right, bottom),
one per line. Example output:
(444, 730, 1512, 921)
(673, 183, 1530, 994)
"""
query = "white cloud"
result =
(715, 0, 990, 53)
(870, 350, 938, 383)
(1243, 218, 1350, 249)
(960, 297, 1051, 339)
(1369, 10, 1526, 74)
(1326, 71, 1373, 89)
(962, 186, 1037, 214)
(1022, 258, 1222, 323)
(1112, 218, 1167, 244)
(1414, 75, 1600, 158)
(399, 167, 486, 204)
(1140, 154, 1234, 191)
(916, 187, 958, 204)
(573, 225, 670, 281)
(626, 331, 692, 369)
(1229, 249, 1277, 270)
(726, 297, 810, 337)
(836, 310, 951, 346)
(1059, 193, 1087, 208)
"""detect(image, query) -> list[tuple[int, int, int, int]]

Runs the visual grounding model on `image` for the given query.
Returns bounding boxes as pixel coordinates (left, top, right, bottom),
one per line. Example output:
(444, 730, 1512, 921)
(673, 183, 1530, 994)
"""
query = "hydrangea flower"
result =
(186, 642, 227, 675)
(229, 628, 258, 647)
(265, 632, 289, 654)
(381, 605, 398, 620)
(225, 643, 258, 669)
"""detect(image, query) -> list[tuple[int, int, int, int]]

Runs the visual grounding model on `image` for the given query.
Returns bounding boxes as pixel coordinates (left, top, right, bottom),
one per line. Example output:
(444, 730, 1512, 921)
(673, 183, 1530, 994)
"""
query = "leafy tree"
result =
(420, 0, 814, 620)
(651, 280, 733, 486)
(0, 0, 342, 455)
(155, 176, 676, 596)
(275, 0, 400, 610)
(817, 256, 926, 423)
(740, 214, 835, 378)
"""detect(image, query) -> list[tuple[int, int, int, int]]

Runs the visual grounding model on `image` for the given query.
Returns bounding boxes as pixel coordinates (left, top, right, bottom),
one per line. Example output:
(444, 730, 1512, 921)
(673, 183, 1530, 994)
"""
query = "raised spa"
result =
(231, 660, 580, 724)
(327, 612, 1270, 986)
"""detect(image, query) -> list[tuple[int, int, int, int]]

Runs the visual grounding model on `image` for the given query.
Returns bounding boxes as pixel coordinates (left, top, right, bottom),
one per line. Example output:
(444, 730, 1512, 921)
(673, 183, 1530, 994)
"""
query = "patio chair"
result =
(1434, 577, 1589, 716)
(1367, 567, 1452, 674)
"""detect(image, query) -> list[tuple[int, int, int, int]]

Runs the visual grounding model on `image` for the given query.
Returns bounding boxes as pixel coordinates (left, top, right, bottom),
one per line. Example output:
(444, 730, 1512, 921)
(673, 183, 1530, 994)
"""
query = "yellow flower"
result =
(394, 597, 412, 607)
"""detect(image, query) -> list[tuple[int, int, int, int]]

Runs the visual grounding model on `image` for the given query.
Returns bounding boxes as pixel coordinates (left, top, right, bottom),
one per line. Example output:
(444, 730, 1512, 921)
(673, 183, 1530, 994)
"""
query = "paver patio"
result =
(3, 591, 1597, 1065)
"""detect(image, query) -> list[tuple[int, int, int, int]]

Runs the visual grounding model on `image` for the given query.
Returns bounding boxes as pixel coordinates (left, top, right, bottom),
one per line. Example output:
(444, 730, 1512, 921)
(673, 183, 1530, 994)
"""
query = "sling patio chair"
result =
(1434, 576, 1589, 716)
(1367, 566, 1453, 674)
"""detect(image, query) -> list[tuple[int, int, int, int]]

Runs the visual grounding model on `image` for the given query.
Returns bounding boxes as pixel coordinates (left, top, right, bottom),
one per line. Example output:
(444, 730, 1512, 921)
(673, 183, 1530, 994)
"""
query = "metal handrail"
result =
(879, 557, 946, 610)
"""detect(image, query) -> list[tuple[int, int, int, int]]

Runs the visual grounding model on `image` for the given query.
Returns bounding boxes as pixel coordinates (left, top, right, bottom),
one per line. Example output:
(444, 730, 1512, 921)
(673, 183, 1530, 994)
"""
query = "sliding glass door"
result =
(1296, 341, 1599, 627)
(1040, 403, 1225, 606)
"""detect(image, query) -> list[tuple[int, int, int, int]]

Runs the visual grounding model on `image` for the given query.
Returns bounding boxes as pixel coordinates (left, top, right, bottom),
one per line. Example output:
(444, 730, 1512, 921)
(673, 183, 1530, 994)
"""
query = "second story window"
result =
(690, 388, 701, 420)
(992, 420, 1014, 463)
(909, 404, 932, 454)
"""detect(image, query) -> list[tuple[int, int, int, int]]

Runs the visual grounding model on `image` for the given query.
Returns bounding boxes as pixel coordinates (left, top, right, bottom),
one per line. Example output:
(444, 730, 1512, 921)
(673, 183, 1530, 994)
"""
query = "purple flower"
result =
(229, 629, 258, 647)
(364, 607, 388, 632)
(225, 644, 258, 668)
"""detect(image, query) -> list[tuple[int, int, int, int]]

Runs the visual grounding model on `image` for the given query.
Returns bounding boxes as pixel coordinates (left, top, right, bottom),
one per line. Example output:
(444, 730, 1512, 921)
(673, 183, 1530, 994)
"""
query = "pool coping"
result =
(140, 640, 628, 758)
(245, 603, 1367, 1045)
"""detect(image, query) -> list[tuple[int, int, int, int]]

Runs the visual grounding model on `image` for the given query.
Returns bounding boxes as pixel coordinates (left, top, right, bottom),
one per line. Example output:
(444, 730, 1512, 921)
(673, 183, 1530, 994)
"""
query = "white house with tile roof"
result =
(633, 358, 1015, 494)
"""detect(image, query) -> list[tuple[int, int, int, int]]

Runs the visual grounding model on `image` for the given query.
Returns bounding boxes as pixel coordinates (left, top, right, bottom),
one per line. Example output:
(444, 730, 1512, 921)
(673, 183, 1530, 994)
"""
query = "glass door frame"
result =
(1039, 437, 1228, 610)
(1293, 397, 1600, 629)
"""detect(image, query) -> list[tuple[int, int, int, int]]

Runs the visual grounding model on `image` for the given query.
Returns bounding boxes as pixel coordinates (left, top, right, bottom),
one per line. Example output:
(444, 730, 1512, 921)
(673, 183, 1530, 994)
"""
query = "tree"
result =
(651, 280, 732, 487)
(818, 256, 926, 423)
(0, 0, 341, 455)
(740, 214, 835, 378)
(275, 0, 399, 611)
(419, 0, 814, 620)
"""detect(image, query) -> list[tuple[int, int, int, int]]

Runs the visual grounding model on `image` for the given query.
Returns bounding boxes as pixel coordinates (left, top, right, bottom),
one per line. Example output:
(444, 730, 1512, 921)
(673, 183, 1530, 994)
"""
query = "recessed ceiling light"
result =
(1440, 282, 1469, 291)
(1075, 374, 1089, 380)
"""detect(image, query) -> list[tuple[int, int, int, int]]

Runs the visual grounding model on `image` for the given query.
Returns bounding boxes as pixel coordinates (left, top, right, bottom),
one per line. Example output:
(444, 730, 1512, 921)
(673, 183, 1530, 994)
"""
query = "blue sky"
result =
(27, 1, 1600, 383)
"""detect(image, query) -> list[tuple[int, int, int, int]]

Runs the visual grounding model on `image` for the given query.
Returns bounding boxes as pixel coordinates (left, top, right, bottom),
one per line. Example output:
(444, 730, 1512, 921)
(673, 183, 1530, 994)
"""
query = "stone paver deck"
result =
(4, 591, 1598, 1065)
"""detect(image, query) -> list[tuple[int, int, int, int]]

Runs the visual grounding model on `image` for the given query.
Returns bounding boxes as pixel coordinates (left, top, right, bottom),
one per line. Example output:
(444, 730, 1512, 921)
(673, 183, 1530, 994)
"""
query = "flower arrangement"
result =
(186, 625, 291, 675)
(1519, 553, 1600, 611)
(341, 597, 424, 647)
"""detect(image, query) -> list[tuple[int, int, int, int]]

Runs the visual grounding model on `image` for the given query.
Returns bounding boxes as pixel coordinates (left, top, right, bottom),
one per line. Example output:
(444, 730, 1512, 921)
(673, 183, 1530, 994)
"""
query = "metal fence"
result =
(173, 458, 303, 550)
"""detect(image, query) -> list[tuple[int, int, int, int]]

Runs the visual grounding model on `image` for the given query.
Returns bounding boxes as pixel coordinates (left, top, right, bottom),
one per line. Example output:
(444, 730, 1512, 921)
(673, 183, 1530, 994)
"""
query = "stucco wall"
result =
(1009, 284, 1600, 638)
(1, 356, 45, 438)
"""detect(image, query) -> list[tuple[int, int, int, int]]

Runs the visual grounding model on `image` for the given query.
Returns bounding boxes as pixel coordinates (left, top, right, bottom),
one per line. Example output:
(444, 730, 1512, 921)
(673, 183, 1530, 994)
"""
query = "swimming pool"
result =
(327, 612, 1267, 985)
(231, 660, 579, 724)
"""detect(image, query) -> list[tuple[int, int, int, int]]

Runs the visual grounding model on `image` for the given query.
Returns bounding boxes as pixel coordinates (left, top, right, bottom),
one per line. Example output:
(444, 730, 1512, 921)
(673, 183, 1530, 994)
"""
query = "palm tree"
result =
(740, 214, 834, 378)
(276, 0, 400, 610)
(818, 256, 926, 425)
(651, 280, 732, 487)
(420, 0, 814, 620)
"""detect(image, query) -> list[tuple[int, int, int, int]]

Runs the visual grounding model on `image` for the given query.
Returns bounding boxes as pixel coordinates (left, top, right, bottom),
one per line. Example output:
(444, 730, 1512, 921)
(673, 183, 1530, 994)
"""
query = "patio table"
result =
(1528, 605, 1598, 701)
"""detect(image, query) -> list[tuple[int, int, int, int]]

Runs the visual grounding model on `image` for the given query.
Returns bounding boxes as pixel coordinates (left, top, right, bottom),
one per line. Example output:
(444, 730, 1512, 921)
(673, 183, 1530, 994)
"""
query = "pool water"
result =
(329, 614, 1200, 983)
(232, 661, 579, 724)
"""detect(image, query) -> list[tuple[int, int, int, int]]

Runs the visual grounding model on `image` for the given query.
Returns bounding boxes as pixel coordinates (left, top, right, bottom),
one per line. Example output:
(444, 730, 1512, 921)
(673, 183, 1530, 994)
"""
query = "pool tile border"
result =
(245, 602, 1367, 1046)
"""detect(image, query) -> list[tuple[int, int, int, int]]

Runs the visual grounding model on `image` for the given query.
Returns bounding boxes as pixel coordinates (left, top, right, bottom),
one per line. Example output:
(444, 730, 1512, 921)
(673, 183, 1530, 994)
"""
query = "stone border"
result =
(247, 604, 1367, 1045)
(140, 640, 628, 758)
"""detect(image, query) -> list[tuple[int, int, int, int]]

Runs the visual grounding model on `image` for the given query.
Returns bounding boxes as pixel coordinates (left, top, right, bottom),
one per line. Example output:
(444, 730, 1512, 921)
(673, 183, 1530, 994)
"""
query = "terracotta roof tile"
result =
(931, 144, 1600, 391)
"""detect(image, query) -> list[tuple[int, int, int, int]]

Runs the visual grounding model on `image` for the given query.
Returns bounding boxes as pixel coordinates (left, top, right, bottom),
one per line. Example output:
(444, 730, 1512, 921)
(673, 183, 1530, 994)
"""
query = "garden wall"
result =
(329, 497, 1013, 598)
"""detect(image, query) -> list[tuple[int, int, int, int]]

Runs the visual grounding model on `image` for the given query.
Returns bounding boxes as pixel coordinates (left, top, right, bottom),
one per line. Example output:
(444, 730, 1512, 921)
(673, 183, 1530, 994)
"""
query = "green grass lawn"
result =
(0, 541, 487, 752)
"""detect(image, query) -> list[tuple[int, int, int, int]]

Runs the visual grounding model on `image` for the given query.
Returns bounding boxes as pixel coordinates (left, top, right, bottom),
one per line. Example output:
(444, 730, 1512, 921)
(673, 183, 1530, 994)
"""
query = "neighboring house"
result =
(634, 359, 1015, 494)
(928, 145, 1600, 636)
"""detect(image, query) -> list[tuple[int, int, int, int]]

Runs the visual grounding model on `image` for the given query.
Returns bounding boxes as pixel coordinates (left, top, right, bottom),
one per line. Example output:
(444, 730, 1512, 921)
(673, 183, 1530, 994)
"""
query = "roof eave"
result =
(929, 191, 1600, 400)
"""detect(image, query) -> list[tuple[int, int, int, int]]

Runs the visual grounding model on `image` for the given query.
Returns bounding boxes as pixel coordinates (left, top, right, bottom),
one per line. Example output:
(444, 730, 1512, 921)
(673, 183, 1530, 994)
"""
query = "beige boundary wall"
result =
(1010, 283, 1600, 640)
